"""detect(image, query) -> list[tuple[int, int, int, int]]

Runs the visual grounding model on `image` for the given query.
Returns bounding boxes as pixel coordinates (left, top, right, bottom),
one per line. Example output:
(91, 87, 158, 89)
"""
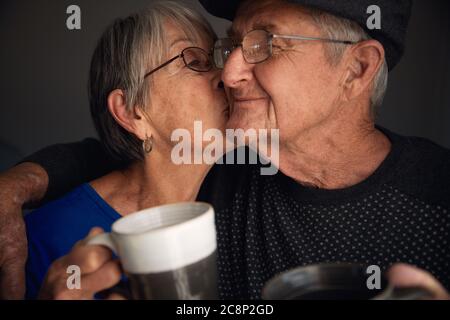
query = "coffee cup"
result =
(87, 202, 218, 300)
(262, 263, 432, 300)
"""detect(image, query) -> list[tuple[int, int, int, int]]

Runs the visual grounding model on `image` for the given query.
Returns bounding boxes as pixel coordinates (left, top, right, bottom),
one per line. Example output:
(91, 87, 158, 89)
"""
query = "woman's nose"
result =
(211, 68, 225, 90)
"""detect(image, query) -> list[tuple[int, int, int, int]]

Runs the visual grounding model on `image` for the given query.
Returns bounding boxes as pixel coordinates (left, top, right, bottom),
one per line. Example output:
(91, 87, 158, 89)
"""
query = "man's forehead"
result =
(227, 20, 279, 37)
(229, 0, 313, 37)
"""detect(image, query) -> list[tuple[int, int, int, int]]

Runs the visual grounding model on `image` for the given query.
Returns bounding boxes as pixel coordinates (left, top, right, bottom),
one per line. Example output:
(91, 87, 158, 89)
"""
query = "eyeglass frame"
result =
(143, 46, 214, 79)
(213, 29, 359, 67)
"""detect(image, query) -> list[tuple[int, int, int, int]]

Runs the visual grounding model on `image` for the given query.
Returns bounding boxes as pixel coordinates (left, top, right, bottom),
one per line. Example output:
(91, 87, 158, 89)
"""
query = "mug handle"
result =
(375, 286, 434, 300)
(85, 233, 131, 299)
(86, 233, 117, 254)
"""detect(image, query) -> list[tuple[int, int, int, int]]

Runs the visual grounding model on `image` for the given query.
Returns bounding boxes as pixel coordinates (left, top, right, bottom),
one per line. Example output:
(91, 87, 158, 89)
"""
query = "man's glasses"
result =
(213, 29, 358, 69)
(144, 46, 213, 78)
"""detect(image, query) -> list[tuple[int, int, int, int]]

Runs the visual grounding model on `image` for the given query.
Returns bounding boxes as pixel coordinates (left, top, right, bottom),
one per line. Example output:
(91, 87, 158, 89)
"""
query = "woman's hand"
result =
(38, 227, 124, 300)
(387, 263, 450, 300)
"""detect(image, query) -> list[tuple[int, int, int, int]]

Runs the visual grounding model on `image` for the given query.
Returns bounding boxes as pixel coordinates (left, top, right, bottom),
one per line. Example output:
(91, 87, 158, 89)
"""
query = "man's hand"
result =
(387, 263, 450, 300)
(39, 228, 123, 300)
(0, 162, 48, 299)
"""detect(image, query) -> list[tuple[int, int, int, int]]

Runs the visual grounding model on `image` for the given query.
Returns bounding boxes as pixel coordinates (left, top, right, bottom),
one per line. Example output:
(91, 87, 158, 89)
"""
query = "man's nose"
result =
(222, 47, 254, 89)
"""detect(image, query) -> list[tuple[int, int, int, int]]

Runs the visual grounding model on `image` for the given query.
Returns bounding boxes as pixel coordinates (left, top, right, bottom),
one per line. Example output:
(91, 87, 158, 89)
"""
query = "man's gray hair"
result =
(89, 1, 216, 163)
(310, 9, 389, 117)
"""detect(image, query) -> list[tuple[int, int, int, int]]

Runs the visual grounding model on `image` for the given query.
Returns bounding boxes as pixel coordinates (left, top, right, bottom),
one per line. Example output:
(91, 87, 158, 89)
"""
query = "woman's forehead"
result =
(164, 19, 211, 49)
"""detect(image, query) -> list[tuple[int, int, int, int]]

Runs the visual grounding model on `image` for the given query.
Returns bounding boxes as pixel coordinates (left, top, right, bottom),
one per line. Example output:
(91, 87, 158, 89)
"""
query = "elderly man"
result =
(0, 0, 449, 299)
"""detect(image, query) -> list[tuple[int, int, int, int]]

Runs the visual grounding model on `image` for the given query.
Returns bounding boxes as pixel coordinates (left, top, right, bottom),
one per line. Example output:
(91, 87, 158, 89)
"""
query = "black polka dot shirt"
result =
(199, 127, 450, 299)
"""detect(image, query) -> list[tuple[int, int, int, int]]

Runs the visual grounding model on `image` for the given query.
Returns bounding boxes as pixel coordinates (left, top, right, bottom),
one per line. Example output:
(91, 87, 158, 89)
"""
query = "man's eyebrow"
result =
(252, 22, 278, 33)
(226, 22, 278, 38)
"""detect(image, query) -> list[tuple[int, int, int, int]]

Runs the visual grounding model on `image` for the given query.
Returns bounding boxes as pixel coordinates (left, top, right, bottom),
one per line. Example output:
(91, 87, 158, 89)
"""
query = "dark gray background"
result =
(0, 0, 449, 170)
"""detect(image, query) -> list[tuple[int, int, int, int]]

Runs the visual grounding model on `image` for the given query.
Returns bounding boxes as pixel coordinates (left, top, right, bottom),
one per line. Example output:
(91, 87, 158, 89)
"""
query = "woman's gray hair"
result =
(89, 1, 216, 163)
(310, 8, 389, 118)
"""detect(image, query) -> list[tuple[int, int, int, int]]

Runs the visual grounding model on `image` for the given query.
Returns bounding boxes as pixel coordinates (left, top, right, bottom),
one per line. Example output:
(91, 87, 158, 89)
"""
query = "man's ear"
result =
(107, 89, 149, 141)
(341, 40, 385, 102)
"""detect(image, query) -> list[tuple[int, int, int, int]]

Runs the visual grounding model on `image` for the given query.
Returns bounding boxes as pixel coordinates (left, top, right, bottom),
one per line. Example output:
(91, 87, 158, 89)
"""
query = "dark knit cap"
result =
(199, 0, 412, 70)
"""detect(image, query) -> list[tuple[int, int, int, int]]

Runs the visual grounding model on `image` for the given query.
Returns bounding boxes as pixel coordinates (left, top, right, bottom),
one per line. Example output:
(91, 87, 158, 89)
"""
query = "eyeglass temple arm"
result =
(143, 54, 182, 79)
(272, 34, 357, 45)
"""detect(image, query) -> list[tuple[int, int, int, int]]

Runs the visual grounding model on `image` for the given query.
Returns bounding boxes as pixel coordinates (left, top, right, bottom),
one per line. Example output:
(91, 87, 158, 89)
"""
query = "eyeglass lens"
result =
(182, 47, 212, 72)
(213, 30, 272, 68)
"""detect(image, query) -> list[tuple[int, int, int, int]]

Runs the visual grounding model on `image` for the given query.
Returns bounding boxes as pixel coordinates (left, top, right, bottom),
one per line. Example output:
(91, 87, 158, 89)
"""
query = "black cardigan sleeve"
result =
(20, 138, 123, 203)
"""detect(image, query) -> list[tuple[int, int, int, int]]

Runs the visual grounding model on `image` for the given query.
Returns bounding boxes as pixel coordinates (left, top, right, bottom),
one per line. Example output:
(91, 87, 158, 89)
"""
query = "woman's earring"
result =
(143, 134, 153, 154)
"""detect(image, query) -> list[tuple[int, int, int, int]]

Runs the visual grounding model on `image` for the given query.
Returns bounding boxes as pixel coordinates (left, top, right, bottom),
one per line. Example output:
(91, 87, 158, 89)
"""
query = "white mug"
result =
(87, 202, 218, 299)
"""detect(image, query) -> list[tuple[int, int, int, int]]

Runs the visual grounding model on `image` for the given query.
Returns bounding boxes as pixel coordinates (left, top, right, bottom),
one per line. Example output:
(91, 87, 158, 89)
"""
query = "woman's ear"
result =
(107, 89, 149, 141)
(341, 39, 385, 102)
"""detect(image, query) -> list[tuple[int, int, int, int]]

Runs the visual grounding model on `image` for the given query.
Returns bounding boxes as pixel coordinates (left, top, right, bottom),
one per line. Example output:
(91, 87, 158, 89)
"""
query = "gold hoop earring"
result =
(143, 134, 153, 154)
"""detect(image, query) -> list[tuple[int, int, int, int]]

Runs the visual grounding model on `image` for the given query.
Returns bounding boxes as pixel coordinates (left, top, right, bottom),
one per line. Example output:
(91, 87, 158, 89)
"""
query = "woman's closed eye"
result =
(187, 59, 202, 68)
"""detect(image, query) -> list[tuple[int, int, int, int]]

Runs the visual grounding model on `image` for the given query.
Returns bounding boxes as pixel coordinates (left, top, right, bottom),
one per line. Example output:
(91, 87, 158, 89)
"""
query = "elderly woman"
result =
(25, 1, 228, 299)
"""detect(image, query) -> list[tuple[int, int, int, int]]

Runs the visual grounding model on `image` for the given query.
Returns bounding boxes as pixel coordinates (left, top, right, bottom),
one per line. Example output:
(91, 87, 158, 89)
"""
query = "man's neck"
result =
(91, 149, 212, 216)
(278, 111, 391, 190)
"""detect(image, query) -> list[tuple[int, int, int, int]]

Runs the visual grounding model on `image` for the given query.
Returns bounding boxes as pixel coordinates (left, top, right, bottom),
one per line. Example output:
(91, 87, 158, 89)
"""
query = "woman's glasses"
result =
(144, 46, 213, 78)
(143, 30, 357, 77)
